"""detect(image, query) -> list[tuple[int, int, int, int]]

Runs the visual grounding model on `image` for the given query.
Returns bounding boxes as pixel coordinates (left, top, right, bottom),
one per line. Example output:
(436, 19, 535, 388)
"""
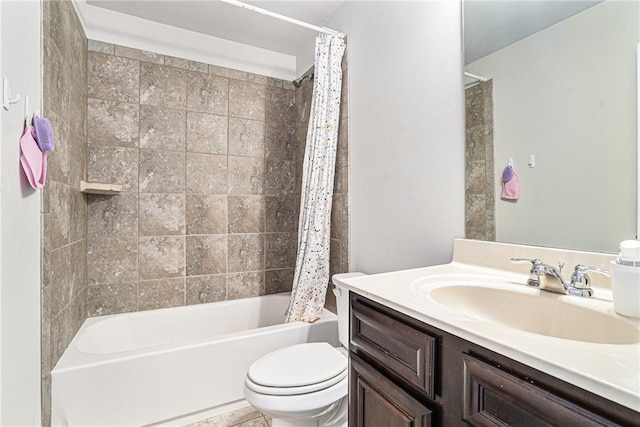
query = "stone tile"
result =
(139, 105, 186, 150)
(186, 275, 226, 305)
(265, 77, 286, 89)
(115, 45, 164, 64)
(237, 418, 269, 427)
(228, 234, 265, 273)
(265, 233, 297, 269)
(330, 238, 341, 278)
(228, 196, 265, 234)
(266, 196, 297, 233)
(265, 269, 294, 294)
(186, 195, 227, 235)
(209, 64, 248, 81)
(265, 121, 295, 161)
(88, 52, 139, 103)
(69, 67, 87, 139)
(47, 113, 69, 184)
(88, 40, 114, 54)
(139, 149, 185, 193)
(88, 282, 137, 316)
(139, 193, 185, 236)
(68, 130, 87, 188)
(165, 56, 208, 73)
(186, 235, 227, 276)
(334, 164, 348, 195)
(44, 0, 72, 58)
(139, 236, 186, 280)
(265, 161, 295, 196)
(138, 278, 185, 311)
(266, 87, 295, 124)
(186, 112, 228, 154)
(187, 406, 264, 427)
(465, 194, 488, 230)
(51, 305, 72, 365)
(87, 237, 138, 284)
(227, 271, 263, 300)
(186, 153, 227, 194)
(87, 146, 138, 191)
(229, 118, 265, 158)
(466, 160, 486, 194)
(140, 63, 186, 109)
(87, 194, 138, 237)
(44, 45, 70, 122)
(246, 73, 269, 85)
(87, 98, 139, 147)
(229, 80, 265, 121)
(228, 157, 264, 195)
(46, 181, 70, 250)
(186, 72, 228, 115)
(336, 120, 348, 168)
(70, 240, 87, 298)
(50, 246, 71, 316)
(295, 124, 308, 161)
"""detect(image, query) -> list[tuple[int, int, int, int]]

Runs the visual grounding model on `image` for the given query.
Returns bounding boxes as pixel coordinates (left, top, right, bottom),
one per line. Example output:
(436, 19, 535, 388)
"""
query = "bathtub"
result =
(51, 293, 339, 426)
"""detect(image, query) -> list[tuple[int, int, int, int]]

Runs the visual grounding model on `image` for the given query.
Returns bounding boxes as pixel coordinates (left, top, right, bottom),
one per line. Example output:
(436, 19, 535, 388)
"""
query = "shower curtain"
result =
(285, 33, 346, 323)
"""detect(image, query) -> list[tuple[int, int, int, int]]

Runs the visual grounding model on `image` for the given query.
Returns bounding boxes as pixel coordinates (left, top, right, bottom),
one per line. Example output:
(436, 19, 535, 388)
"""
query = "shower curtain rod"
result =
(218, 0, 344, 37)
(464, 71, 488, 82)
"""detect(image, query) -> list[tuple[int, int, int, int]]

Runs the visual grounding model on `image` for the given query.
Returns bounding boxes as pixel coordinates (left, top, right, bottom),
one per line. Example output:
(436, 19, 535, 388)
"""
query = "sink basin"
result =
(413, 277, 640, 345)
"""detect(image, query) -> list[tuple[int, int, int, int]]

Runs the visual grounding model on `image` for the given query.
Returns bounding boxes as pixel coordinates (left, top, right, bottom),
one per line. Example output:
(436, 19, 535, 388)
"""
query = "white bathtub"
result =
(51, 293, 339, 426)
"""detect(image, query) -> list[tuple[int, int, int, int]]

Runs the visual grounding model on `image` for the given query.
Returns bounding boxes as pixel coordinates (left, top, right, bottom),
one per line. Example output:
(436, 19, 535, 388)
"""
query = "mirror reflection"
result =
(463, 0, 639, 253)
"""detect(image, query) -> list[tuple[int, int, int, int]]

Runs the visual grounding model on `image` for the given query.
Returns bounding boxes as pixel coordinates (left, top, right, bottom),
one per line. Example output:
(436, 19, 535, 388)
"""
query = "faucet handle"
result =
(511, 258, 545, 287)
(511, 257, 542, 266)
(570, 265, 610, 288)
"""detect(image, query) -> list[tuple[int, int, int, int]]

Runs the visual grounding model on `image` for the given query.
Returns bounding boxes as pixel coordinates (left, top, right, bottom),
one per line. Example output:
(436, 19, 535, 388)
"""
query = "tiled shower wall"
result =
(41, 0, 88, 424)
(85, 42, 349, 315)
(465, 80, 495, 241)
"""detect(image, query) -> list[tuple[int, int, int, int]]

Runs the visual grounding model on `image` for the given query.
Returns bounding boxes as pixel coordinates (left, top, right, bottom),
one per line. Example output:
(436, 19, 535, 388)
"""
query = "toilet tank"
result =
(332, 273, 366, 349)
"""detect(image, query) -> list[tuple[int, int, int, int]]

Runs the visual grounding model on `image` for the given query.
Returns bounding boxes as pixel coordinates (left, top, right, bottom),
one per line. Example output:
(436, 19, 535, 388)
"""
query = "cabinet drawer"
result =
(350, 300, 436, 398)
(350, 353, 433, 427)
(462, 354, 621, 426)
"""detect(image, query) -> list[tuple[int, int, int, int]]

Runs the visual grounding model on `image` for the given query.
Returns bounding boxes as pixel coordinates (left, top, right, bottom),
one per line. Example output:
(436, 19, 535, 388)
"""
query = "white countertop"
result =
(339, 240, 640, 412)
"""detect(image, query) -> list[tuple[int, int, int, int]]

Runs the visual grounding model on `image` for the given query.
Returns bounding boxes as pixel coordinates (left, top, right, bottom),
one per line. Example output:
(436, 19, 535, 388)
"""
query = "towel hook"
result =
(3, 76, 20, 111)
(507, 157, 514, 167)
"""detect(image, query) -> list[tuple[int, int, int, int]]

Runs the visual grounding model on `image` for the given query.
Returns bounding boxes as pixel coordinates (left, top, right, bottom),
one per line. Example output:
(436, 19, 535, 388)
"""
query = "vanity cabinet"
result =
(348, 293, 639, 427)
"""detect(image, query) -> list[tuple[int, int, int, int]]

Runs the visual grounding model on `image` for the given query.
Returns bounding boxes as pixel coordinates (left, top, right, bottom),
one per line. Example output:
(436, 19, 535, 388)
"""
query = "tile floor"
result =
(186, 406, 271, 427)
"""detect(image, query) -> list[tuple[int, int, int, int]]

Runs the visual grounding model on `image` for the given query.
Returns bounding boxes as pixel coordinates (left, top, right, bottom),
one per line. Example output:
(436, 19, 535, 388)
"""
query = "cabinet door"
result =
(462, 354, 621, 427)
(351, 299, 437, 398)
(350, 354, 433, 427)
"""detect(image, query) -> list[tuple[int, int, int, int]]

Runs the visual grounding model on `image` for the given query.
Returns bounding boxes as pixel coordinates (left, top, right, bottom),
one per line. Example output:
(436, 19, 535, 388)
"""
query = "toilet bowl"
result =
(243, 273, 365, 427)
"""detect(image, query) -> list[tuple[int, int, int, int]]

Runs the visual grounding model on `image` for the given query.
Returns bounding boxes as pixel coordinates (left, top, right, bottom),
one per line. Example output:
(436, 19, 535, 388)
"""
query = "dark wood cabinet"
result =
(350, 353, 432, 427)
(349, 293, 640, 427)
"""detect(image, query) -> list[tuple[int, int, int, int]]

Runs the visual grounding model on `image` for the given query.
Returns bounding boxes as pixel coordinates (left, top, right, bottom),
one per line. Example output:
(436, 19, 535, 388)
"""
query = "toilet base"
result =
(270, 396, 347, 427)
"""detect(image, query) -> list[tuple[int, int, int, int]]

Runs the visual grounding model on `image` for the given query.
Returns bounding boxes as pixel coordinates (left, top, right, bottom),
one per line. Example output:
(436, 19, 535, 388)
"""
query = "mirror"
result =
(463, 0, 639, 253)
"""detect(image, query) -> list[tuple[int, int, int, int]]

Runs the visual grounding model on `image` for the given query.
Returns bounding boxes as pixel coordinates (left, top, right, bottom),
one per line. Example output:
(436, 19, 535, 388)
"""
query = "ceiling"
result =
(87, 0, 604, 64)
(86, 0, 346, 56)
(464, 0, 602, 64)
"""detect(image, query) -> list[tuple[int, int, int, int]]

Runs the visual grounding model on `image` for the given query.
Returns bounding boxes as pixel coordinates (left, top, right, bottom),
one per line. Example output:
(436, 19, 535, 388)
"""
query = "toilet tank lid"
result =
(247, 342, 347, 388)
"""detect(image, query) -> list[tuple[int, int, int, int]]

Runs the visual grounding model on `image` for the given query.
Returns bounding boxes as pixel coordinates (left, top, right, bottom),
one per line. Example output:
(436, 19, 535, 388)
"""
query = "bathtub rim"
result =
(53, 293, 338, 373)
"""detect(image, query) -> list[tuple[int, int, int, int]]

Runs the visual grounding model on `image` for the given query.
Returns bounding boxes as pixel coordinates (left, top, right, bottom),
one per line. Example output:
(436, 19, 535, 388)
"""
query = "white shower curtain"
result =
(285, 33, 346, 323)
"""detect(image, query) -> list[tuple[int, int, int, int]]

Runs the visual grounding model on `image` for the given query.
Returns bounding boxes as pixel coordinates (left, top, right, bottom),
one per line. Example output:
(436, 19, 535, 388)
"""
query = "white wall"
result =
(72, 0, 297, 80)
(0, 0, 42, 424)
(299, 1, 466, 273)
(466, 0, 639, 252)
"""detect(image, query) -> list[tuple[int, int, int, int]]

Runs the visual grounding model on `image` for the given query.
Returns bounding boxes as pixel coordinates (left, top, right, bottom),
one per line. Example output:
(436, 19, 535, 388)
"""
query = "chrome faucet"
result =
(510, 258, 610, 297)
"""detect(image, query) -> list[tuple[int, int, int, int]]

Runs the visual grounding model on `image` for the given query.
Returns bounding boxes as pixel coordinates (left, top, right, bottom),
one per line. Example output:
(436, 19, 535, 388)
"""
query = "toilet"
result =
(243, 273, 365, 427)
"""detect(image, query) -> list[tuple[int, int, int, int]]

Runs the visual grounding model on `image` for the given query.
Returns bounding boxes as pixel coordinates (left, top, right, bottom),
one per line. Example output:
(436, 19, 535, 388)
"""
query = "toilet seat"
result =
(246, 342, 348, 396)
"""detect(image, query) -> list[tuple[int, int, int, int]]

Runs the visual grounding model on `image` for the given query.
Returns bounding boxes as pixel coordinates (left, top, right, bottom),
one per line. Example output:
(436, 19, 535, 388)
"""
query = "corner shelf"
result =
(80, 181, 123, 195)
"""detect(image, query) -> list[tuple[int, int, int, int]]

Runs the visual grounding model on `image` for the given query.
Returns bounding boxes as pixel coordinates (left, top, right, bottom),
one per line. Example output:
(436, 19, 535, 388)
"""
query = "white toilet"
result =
(243, 273, 365, 427)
